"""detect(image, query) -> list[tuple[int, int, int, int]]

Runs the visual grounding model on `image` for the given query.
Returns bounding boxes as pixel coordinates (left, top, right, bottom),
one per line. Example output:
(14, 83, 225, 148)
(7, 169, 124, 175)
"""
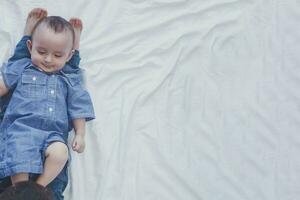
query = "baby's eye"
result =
(38, 50, 46, 55)
(55, 54, 63, 58)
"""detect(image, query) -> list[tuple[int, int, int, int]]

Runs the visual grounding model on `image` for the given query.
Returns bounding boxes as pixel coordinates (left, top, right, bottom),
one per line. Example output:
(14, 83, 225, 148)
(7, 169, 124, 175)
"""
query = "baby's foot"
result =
(24, 8, 48, 35)
(69, 18, 83, 50)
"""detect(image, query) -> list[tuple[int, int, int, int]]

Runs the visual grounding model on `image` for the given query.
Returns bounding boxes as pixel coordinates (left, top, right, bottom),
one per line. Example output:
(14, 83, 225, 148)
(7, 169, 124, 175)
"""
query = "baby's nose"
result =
(45, 54, 52, 62)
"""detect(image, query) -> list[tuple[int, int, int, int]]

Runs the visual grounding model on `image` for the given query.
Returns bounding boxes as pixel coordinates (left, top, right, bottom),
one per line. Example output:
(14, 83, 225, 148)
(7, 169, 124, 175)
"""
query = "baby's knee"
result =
(46, 142, 68, 162)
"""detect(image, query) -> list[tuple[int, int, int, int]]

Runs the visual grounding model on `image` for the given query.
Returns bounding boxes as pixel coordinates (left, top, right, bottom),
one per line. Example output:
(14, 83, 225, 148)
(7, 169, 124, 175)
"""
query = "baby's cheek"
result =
(31, 56, 41, 67)
(58, 59, 68, 69)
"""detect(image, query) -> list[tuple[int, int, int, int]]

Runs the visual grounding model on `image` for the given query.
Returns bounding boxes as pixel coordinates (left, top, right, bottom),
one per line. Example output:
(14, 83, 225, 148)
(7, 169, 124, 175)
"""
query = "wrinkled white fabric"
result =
(0, 0, 299, 199)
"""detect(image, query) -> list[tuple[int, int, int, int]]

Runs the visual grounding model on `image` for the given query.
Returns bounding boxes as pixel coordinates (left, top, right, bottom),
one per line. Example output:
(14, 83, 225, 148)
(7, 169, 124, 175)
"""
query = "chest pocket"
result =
(21, 74, 47, 98)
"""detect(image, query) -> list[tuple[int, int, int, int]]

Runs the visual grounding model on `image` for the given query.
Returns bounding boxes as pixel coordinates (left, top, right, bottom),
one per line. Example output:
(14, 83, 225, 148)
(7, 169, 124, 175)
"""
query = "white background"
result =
(0, 0, 300, 199)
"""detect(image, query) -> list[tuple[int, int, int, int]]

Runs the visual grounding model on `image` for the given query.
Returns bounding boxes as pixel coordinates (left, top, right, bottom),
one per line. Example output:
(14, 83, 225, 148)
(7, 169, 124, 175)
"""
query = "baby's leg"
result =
(11, 173, 29, 185)
(24, 8, 47, 36)
(69, 18, 83, 50)
(36, 142, 68, 187)
(8, 8, 47, 62)
(65, 18, 83, 70)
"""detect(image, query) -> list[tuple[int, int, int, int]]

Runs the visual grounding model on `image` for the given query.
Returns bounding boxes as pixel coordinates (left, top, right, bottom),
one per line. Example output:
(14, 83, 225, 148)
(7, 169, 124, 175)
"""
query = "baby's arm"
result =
(0, 59, 31, 97)
(67, 81, 95, 153)
(0, 79, 9, 96)
(0, 38, 30, 118)
(72, 118, 86, 153)
(8, 36, 31, 62)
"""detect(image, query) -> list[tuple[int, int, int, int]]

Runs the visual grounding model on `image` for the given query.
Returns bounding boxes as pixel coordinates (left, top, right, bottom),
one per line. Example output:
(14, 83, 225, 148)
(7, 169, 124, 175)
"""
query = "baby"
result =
(0, 9, 95, 188)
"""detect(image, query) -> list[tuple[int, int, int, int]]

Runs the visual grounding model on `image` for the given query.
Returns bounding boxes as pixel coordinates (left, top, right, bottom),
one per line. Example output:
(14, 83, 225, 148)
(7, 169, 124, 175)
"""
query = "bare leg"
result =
(24, 8, 48, 35)
(11, 173, 29, 185)
(69, 18, 83, 50)
(36, 142, 68, 187)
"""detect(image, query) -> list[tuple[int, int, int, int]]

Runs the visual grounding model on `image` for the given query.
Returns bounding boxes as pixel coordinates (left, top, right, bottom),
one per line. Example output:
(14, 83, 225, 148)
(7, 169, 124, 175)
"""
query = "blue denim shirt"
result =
(1, 58, 95, 133)
(0, 35, 82, 122)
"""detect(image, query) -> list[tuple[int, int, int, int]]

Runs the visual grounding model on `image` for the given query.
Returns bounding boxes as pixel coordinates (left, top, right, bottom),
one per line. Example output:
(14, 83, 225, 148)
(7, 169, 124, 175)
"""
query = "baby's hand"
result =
(72, 134, 85, 153)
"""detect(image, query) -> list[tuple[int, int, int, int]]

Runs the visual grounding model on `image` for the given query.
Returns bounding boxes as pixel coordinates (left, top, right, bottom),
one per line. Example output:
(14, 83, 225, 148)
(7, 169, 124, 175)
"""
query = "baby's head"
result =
(0, 181, 54, 200)
(27, 16, 75, 73)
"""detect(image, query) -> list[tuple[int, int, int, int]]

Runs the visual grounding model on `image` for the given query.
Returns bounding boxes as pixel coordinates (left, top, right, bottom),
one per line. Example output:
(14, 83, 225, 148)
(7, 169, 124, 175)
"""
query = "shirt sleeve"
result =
(8, 36, 31, 62)
(1, 58, 31, 89)
(67, 82, 95, 121)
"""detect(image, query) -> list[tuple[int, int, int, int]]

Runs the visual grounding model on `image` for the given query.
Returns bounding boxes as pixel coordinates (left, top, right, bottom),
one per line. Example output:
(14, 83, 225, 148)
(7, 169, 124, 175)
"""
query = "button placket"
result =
(46, 74, 56, 119)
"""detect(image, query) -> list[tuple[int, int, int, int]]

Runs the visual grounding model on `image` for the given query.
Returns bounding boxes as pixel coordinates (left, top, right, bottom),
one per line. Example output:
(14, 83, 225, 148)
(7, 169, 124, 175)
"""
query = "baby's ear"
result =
(67, 49, 75, 61)
(26, 40, 33, 54)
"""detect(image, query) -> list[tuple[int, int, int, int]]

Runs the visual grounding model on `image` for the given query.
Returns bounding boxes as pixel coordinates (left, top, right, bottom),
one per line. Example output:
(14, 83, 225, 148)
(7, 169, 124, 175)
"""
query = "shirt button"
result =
(49, 107, 53, 112)
(32, 76, 37, 81)
(50, 90, 55, 95)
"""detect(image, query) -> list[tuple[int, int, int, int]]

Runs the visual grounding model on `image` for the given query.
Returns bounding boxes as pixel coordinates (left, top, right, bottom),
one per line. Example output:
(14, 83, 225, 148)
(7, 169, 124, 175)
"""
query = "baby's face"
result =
(27, 24, 74, 73)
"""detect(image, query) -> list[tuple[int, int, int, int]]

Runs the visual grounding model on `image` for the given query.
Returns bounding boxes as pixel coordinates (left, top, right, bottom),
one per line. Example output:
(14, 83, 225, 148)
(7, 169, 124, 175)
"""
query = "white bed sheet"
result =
(0, 0, 300, 199)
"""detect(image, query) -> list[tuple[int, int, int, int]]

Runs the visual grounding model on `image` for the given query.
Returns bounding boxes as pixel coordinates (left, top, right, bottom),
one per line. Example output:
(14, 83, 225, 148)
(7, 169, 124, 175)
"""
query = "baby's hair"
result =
(0, 181, 54, 200)
(31, 16, 75, 46)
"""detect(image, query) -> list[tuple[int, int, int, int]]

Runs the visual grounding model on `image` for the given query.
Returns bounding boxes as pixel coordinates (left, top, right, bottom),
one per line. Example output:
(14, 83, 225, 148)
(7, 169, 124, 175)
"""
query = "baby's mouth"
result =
(42, 63, 53, 68)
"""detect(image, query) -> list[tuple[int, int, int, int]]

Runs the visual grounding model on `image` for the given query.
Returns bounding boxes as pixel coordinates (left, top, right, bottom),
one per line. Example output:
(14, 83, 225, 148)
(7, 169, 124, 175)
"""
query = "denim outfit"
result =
(0, 36, 93, 200)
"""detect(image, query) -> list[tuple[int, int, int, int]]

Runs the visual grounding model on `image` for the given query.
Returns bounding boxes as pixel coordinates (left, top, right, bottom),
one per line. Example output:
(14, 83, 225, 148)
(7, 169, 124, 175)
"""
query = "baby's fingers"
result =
(76, 145, 84, 153)
(72, 141, 78, 150)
